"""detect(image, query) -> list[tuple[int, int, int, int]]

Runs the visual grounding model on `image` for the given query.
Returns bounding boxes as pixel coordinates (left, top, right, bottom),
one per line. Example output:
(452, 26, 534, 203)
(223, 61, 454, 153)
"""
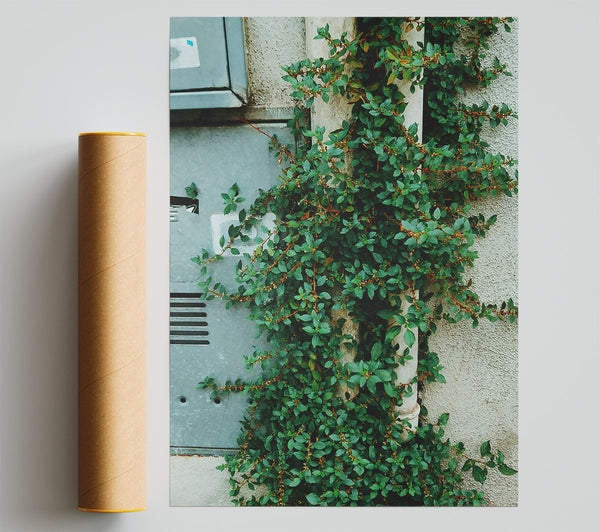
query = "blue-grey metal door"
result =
(170, 122, 293, 453)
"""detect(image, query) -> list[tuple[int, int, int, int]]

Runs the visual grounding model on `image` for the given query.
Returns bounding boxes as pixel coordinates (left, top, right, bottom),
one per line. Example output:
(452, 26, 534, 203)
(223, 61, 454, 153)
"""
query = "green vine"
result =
(194, 17, 517, 506)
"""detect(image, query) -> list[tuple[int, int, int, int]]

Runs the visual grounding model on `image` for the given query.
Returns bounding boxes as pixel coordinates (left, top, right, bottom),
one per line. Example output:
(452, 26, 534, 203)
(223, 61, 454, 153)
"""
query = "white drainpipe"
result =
(393, 19, 424, 431)
(306, 18, 424, 422)
(392, 292, 421, 430)
(306, 17, 359, 401)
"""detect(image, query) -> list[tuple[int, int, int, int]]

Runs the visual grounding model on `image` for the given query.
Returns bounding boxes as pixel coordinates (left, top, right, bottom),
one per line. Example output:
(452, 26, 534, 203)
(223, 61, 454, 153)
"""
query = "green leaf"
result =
(306, 492, 321, 505)
(377, 309, 396, 320)
(371, 342, 383, 357)
(185, 182, 199, 199)
(403, 328, 415, 348)
(367, 283, 376, 299)
(386, 326, 402, 344)
(480, 440, 491, 458)
(366, 377, 377, 394)
(472, 465, 487, 484)
(461, 459, 474, 472)
(498, 464, 517, 476)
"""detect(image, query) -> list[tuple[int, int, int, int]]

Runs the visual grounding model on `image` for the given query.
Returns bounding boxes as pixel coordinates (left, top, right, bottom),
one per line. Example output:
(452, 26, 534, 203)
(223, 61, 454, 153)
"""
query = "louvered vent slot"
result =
(170, 292, 209, 345)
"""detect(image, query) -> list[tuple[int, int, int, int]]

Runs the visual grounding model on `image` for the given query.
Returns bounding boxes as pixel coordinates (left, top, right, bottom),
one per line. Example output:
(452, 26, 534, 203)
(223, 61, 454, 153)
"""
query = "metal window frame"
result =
(170, 17, 249, 110)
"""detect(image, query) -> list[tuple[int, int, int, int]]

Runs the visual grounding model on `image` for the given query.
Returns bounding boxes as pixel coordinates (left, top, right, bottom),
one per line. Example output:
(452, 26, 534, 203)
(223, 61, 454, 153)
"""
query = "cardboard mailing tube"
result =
(78, 132, 146, 512)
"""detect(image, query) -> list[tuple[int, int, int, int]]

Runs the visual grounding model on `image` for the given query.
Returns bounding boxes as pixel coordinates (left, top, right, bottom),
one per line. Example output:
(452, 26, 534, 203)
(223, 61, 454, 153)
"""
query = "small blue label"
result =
(186, 40, 193, 47)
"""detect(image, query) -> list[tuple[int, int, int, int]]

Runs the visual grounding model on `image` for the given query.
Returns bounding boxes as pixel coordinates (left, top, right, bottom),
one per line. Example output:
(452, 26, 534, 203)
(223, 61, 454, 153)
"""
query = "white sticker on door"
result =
(211, 213, 277, 256)
(170, 37, 200, 70)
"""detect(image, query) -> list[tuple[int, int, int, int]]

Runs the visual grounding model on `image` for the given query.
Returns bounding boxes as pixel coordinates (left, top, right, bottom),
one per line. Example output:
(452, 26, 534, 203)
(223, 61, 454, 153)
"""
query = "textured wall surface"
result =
(170, 456, 231, 506)
(243, 17, 306, 108)
(171, 456, 267, 506)
(420, 19, 519, 506)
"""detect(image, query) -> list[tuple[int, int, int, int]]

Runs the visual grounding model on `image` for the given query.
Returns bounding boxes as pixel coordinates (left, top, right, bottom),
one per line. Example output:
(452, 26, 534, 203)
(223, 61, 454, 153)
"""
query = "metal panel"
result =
(170, 90, 243, 111)
(170, 17, 249, 110)
(170, 106, 298, 126)
(224, 17, 249, 102)
(170, 18, 229, 91)
(170, 122, 293, 452)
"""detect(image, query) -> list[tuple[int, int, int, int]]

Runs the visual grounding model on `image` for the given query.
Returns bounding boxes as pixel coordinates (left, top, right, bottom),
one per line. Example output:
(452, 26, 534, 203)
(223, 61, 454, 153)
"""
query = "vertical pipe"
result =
(392, 20, 424, 430)
(391, 291, 421, 430)
(305, 18, 359, 401)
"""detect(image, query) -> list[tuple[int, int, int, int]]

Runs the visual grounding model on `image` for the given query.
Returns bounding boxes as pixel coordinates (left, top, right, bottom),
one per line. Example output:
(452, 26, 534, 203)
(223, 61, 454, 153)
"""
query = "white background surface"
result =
(0, 1, 598, 531)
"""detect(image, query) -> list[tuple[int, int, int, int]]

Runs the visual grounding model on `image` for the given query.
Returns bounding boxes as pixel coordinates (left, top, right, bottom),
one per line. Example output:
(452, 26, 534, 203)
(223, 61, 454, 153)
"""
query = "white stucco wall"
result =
(421, 19, 519, 506)
(171, 17, 518, 507)
(243, 17, 307, 108)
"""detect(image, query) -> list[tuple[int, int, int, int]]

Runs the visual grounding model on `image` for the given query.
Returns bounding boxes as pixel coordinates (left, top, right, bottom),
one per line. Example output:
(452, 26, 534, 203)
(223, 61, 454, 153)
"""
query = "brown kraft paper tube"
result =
(78, 132, 147, 512)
